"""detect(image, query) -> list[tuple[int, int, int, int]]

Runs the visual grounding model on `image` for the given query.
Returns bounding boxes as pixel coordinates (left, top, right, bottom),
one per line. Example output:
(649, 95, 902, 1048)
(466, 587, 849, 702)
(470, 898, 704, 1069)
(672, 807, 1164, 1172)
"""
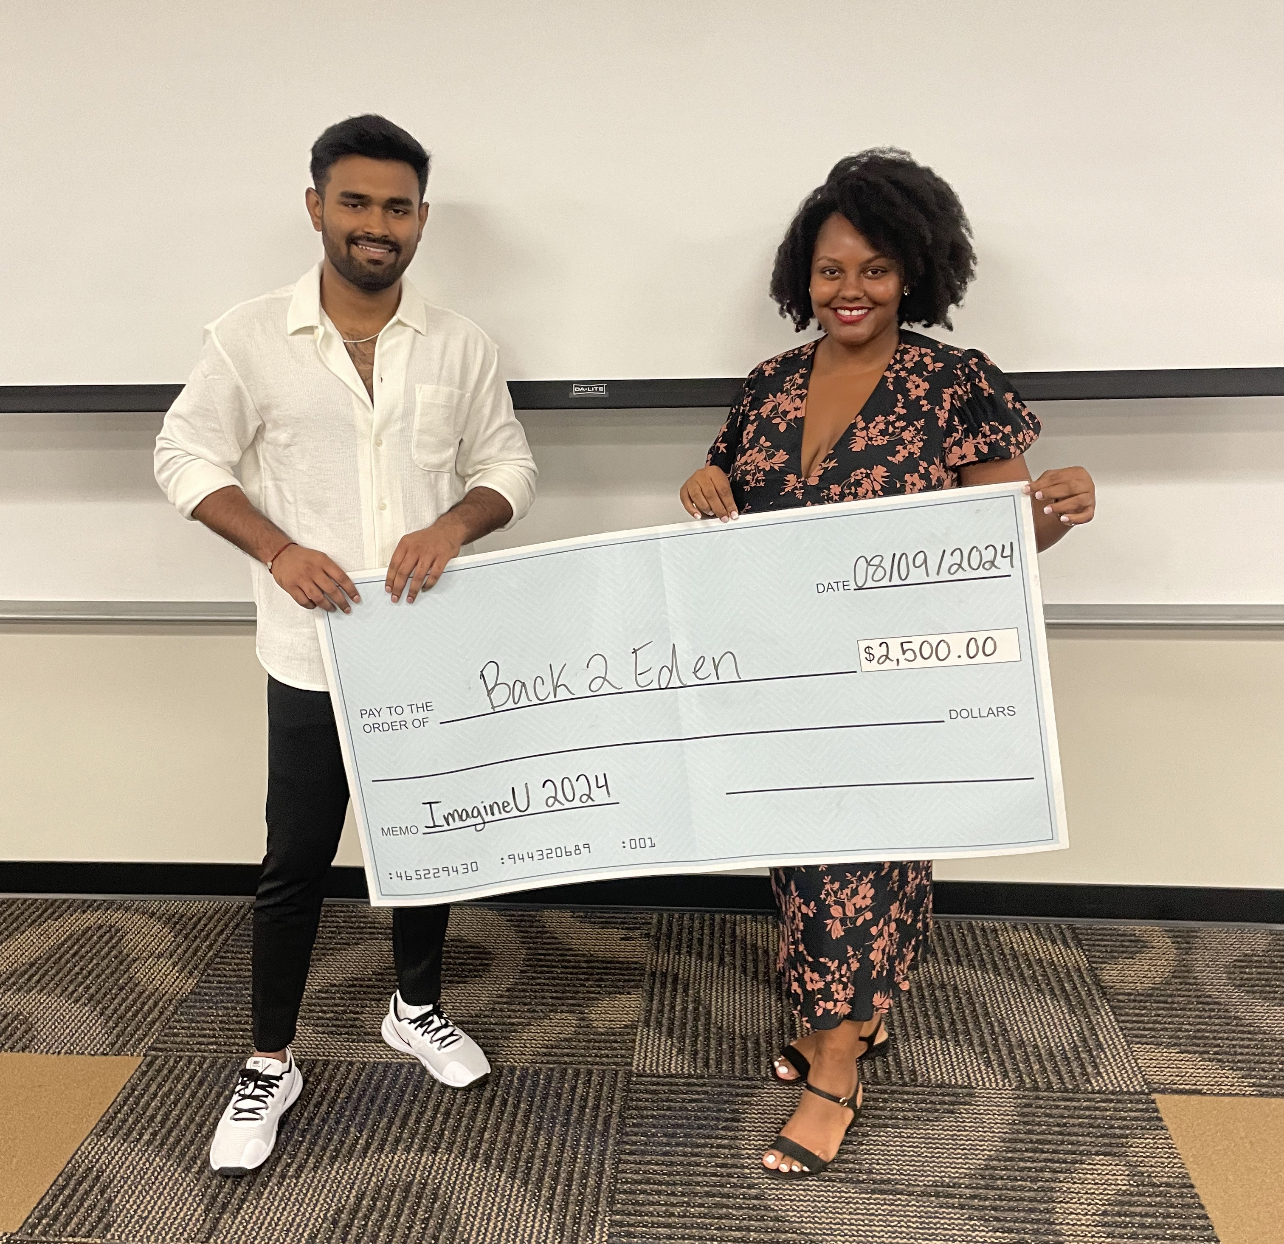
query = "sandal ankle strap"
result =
(803, 1081, 857, 1110)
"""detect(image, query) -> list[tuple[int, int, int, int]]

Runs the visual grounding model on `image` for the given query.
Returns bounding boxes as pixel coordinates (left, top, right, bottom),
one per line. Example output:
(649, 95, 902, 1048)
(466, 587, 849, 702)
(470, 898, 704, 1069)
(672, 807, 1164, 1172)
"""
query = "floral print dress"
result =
(707, 330, 1040, 1030)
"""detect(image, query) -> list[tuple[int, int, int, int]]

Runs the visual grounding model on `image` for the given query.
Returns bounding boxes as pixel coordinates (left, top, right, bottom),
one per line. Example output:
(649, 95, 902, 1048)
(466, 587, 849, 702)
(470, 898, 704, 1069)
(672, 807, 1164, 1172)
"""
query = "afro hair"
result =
(769, 148, 976, 331)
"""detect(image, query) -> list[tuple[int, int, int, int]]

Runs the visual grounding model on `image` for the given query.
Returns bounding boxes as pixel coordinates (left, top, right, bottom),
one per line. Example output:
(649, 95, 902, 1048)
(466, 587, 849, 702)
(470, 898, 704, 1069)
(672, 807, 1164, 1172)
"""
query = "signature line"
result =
(727, 776, 1036, 795)
(374, 719, 944, 783)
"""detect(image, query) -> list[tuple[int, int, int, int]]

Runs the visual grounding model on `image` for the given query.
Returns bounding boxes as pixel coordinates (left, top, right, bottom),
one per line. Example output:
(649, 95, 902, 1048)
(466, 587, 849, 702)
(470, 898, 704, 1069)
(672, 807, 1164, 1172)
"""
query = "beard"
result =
(321, 225, 414, 292)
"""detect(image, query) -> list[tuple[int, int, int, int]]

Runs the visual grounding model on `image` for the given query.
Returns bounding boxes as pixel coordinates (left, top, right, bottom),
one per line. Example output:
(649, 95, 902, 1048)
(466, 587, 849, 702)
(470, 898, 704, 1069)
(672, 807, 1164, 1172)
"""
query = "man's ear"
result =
(306, 186, 324, 233)
(417, 200, 429, 241)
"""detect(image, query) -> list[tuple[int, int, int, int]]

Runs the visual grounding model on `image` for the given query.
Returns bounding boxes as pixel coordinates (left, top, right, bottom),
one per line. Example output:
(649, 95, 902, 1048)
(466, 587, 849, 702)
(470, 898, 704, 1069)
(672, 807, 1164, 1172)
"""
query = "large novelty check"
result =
(318, 482, 1066, 906)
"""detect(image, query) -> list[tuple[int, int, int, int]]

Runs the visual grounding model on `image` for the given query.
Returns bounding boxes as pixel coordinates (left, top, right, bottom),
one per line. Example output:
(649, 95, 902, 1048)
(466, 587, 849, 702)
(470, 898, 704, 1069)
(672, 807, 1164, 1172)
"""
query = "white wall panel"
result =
(5, 401, 1283, 605)
(2, 0, 1281, 384)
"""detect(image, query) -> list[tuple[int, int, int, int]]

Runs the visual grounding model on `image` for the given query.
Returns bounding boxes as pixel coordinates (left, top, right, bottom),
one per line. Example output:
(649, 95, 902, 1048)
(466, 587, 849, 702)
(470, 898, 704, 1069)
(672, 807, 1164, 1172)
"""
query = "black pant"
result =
(253, 676, 449, 1051)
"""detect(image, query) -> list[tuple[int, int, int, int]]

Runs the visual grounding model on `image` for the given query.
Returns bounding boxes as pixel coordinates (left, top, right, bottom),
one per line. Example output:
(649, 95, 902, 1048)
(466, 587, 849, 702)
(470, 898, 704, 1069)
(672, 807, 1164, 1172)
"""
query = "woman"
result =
(679, 149, 1096, 1178)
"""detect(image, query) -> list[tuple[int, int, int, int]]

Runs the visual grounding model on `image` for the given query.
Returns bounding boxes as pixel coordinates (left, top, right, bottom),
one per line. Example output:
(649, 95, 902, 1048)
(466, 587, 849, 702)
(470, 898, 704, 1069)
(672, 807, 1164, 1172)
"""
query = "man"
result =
(155, 114, 537, 1176)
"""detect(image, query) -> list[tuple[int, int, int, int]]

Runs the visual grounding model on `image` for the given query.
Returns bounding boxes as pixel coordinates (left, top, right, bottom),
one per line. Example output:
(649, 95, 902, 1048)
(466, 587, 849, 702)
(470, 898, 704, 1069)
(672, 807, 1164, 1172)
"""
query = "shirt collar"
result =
(285, 261, 429, 336)
(392, 276, 428, 335)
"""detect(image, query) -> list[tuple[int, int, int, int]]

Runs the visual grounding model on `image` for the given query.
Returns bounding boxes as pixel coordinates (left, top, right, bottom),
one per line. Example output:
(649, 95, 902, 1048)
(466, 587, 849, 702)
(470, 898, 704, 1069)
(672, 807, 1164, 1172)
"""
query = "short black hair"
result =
(769, 148, 976, 331)
(310, 114, 431, 200)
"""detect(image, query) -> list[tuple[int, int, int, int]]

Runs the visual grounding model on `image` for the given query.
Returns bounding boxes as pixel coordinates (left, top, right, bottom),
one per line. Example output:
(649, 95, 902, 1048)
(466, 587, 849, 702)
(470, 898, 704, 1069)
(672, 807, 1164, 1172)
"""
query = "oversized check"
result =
(318, 481, 1066, 906)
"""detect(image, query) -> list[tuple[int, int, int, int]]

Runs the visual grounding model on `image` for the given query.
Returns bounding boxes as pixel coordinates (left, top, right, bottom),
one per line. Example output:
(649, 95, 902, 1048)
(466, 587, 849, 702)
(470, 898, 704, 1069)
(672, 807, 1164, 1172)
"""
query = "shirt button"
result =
(379, 501, 387, 511)
(375, 437, 383, 447)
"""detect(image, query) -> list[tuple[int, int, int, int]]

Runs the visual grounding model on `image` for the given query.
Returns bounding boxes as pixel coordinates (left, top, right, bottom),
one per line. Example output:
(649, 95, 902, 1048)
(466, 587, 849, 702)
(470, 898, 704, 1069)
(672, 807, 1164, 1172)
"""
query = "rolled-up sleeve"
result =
(457, 341, 537, 529)
(154, 327, 262, 519)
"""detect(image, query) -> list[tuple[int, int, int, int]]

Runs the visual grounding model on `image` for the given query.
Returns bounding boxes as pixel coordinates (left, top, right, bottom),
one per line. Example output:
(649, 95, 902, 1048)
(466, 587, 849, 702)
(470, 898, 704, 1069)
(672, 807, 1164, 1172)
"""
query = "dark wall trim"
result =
(1, 861, 1280, 923)
(4, 367, 1284, 414)
(2, 384, 184, 413)
(510, 378, 743, 409)
(1009, 367, 1284, 402)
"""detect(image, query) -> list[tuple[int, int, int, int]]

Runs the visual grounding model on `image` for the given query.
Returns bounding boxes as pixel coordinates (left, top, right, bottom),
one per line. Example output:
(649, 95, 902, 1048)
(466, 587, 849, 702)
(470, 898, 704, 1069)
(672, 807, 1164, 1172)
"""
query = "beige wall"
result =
(3, 623, 1281, 889)
(0, 625, 276, 867)
(937, 629, 1284, 888)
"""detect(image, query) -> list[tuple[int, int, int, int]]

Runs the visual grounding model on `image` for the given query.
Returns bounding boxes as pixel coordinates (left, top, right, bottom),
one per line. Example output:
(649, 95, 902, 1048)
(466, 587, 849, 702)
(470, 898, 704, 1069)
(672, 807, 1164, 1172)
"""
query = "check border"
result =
(319, 482, 1066, 904)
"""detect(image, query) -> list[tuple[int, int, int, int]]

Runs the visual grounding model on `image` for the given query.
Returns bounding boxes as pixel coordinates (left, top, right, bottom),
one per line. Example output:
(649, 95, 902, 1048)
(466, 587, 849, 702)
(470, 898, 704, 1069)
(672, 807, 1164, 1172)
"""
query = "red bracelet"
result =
(267, 541, 297, 571)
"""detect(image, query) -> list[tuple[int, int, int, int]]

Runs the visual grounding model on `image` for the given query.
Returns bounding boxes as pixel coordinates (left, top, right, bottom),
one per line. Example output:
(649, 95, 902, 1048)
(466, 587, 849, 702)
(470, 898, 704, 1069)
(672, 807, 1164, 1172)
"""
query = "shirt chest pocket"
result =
(411, 384, 469, 473)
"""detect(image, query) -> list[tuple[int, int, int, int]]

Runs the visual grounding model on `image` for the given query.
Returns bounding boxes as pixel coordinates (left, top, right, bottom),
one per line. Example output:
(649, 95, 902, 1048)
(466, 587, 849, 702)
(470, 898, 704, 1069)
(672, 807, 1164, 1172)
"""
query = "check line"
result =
(438, 667, 864, 726)
(727, 776, 1036, 795)
(411, 800, 621, 834)
(852, 572, 1012, 591)
(374, 718, 945, 783)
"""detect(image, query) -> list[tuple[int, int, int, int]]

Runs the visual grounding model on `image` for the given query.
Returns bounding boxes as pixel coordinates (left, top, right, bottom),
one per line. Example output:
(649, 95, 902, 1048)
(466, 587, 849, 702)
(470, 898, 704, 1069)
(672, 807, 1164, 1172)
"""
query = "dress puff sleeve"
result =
(705, 366, 760, 472)
(943, 351, 1041, 469)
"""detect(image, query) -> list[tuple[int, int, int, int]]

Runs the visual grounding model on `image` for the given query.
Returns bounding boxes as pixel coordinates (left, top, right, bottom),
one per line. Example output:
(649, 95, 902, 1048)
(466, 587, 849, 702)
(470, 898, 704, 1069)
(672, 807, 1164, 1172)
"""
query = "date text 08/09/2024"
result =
(816, 541, 1017, 595)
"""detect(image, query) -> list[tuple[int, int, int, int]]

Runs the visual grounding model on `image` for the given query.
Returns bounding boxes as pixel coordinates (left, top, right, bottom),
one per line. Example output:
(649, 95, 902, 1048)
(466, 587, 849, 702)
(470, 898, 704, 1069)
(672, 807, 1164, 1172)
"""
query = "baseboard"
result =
(1, 861, 1280, 923)
(931, 881, 1284, 924)
(0, 861, 284, 900)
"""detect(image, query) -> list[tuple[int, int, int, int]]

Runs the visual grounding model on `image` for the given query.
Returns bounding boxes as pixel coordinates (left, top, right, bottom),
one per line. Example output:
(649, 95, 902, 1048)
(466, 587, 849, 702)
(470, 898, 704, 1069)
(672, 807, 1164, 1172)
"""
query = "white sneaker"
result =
(381, 992, 491, 1088)
(209, 1050, 303, 1176)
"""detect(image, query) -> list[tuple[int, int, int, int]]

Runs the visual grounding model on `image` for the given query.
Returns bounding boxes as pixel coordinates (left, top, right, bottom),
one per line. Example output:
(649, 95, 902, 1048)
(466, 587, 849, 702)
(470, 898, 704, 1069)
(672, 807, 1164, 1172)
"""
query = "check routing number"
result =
(318, 482, 1067, 906)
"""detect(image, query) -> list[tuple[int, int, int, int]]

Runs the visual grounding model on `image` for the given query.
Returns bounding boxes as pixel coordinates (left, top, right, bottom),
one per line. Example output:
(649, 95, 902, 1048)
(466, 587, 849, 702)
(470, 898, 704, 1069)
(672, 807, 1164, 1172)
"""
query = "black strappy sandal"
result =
(770, 1019, 890, 1084)
(764, 1080, 862, 1178)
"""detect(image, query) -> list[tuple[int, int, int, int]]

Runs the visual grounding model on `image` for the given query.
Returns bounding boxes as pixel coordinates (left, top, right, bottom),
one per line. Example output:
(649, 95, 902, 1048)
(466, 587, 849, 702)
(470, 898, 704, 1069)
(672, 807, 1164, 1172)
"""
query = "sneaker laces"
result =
(230, 1064, 286, 1122)
(403, 1003, 464, 1051)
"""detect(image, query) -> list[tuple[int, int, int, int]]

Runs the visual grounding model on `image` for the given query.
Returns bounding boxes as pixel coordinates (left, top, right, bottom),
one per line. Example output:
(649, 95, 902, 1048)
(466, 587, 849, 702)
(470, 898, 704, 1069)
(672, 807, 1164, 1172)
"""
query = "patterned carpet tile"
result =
(0, 899, 246, 1055)
(22, 1056, 627, 1244)
(1077, 923, 1284, 1095)
(869, 919, 1147, 1093)
(634, 913, 794, 1077)
(607, 1078, 1215, 1244)
(156, 915, 254, 1052)
(157, 903, 653, 1066)
(635, 914, 1145, 1092)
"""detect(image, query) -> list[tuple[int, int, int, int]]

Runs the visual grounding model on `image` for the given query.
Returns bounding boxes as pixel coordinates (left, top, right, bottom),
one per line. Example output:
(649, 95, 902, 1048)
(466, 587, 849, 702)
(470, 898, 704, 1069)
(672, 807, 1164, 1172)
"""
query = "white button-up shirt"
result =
(155, 263, 538, 690)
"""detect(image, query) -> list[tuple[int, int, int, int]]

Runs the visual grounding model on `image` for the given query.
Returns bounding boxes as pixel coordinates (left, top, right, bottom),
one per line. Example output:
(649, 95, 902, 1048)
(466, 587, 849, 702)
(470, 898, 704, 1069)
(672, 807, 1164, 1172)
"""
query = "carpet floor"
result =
(1, 897, 1281, 1243)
